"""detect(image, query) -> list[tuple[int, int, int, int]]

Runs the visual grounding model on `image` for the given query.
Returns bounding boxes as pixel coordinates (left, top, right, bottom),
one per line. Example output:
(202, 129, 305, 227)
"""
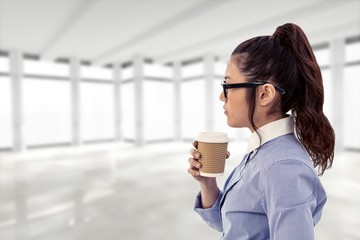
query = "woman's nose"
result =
(219, 91, 226, 102)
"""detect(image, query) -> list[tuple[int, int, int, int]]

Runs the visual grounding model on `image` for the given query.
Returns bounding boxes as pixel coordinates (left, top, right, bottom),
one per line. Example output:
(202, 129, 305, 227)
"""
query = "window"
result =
(143, 81, 174, 142)
(23, 78, 71, 146)
(215, 61, 226, 76)
(314, 46, 332, 123)
(81, 65, 112, 81)
(81, 82, 114, 142)
(345, 39, 360, 63)
(24, 59, 69, 77)
(0, 76, 12, 149)
(182, 62, 204, 78)
(321, 69, 332, 122)
(121, 82, 135, 141)
(343, 37, 360, 149)
(181, 79, 205, 140)
(144, 63, 172, 79)
(0, 56, 10, 72)
(314, 47, 330, 67)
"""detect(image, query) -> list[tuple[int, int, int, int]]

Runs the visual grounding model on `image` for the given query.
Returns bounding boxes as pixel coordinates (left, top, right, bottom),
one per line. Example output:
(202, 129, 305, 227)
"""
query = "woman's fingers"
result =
(188, 165, 200, 176)
(188, 157, 201, 169)
(188, 141, 202, 177)
(189, 148, 201, 159)
(188, 156, 201, 177)
(188, 141, 230, 180)
(188, 144, 202, 177)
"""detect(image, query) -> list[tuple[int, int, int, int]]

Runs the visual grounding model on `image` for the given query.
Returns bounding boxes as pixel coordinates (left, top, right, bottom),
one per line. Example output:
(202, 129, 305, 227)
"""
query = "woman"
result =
(187, 23, 335, 239)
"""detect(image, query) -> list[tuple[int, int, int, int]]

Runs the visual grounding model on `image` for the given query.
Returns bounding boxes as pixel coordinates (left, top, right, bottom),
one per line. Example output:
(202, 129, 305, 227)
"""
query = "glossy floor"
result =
(0, 142, 359, 240)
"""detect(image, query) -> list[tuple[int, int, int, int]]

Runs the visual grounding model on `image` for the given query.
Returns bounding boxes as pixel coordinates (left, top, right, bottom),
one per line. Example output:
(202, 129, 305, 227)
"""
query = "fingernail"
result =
(195, 153, 200, 158)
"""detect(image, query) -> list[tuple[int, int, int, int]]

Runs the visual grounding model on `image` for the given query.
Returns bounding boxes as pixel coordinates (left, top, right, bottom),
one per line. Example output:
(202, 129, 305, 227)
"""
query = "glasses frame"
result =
(221, 81, 286, 98)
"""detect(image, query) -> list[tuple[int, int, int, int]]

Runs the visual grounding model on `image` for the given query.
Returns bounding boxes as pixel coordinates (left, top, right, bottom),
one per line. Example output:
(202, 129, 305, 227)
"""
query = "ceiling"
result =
(0, 0, 359, 66)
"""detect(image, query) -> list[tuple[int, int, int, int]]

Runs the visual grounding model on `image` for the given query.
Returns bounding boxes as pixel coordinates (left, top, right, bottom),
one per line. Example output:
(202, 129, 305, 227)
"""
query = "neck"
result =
(249, 113, 286, 133)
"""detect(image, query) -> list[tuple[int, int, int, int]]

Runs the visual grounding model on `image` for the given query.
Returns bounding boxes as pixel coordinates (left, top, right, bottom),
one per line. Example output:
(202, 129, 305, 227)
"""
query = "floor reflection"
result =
(0, 143, 359, 240)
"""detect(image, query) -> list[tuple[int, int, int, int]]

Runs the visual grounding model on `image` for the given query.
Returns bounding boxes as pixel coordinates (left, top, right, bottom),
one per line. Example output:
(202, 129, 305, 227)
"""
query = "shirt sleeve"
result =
(261, 160, 319, 240)
(194, 191, 223, 232)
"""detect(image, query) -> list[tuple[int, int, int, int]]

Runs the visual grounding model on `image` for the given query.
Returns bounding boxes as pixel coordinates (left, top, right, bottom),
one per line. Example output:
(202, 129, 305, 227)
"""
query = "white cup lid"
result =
(196, 132, 229, 143)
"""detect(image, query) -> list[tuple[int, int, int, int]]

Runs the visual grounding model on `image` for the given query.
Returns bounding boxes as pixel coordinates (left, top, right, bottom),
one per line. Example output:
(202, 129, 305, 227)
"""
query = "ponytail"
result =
(274, 23, 334, 175)
(231, 23, 335, 175)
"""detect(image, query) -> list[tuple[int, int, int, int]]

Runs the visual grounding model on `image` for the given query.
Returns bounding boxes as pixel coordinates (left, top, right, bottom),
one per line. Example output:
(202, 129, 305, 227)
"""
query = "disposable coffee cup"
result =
(196, 132, 229, 177)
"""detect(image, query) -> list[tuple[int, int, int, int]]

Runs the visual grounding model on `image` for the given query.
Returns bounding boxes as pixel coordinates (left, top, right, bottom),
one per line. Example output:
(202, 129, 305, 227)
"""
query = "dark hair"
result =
(231, 23, 335, 175)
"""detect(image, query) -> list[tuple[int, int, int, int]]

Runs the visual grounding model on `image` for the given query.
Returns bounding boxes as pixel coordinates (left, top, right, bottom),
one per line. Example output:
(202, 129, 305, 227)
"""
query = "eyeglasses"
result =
(221, 81, 286, 98)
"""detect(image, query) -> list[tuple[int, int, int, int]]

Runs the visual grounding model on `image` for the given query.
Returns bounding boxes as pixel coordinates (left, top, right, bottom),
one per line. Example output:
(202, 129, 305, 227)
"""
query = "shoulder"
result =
(254, 133, 319, 191)
(256, 133, 314, 170)
(258, 157, 319, 213)
(261, 159, 317, 186)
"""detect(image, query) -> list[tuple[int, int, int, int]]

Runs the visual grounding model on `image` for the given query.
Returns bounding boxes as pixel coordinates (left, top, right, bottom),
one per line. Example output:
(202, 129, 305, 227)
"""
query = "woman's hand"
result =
(188, 141, 230, 208)
(188, 140, 206, 182)
(187, 141, 230, 185)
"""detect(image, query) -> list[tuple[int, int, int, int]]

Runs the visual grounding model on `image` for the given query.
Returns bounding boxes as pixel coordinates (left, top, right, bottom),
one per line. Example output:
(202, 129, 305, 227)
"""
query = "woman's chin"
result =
(227, 118, 246, 128)
(227, 119, 237, 128)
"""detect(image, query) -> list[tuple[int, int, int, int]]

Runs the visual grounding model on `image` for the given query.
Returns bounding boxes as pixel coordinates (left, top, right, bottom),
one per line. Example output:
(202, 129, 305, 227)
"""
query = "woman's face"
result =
(220, 59, 251, 128)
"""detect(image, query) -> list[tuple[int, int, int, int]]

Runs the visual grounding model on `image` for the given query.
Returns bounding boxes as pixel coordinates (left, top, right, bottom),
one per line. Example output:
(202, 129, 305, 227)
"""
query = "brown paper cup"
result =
(197, 132, 229, 177)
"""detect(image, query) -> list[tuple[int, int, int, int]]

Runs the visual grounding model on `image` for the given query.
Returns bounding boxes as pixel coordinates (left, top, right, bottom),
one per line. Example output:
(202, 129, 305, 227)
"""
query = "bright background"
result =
(0, 1, 359, 239)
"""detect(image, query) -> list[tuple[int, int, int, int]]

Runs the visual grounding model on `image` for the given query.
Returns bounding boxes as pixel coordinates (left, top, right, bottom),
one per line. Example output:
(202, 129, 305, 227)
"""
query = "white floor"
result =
(0, 142, 359, 240)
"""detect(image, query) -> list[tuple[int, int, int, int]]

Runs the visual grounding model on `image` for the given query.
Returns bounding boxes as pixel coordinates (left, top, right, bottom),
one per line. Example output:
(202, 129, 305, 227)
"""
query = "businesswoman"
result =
(188, 23, 335, 239)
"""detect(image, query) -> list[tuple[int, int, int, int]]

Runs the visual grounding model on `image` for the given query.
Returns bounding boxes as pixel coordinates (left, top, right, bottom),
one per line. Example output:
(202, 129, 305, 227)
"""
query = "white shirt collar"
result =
(247, 116, 294, 153)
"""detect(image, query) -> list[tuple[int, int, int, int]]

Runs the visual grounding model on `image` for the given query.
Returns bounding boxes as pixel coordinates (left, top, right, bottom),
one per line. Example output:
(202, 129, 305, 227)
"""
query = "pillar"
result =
(113, 63, 122, 142)
(10, 50, 25, 152)
(173, 61, 182, 141)
(204, 52, 215, 132)
(70, 58, 81, 146)
(133, 55, 144, 146)
(330, 38, 345, 150)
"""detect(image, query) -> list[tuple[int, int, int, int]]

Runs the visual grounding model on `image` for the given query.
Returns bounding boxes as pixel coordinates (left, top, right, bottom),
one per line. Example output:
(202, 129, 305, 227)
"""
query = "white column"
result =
(133, 55, 144, 146)
(10, 50, 25, 152)
(113, 63, 122, 142)
(330, 38, 345, 150)
(70, 58, 81, 146)
(173, 61, 182, 141)
(204, 53, 215, 132)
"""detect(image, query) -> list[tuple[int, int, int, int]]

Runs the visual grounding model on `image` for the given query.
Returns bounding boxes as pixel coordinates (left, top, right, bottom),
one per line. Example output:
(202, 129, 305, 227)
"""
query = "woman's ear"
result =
(257, 84, 276, 106)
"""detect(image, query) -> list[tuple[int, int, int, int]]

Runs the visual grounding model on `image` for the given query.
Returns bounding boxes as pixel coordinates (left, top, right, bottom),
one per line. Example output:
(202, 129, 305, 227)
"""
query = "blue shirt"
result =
(194, 117, 327, 240)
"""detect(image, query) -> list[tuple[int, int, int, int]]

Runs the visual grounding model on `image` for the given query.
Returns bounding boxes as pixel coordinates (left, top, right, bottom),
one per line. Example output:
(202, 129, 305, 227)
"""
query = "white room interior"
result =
(0, 0, 359, 239)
